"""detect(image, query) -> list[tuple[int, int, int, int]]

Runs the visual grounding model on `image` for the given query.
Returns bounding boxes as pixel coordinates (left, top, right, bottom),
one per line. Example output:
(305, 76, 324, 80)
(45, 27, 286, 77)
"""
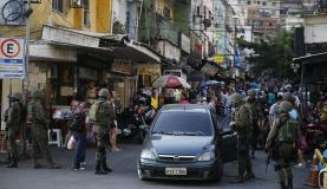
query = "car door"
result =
(220, 129, 238, 163)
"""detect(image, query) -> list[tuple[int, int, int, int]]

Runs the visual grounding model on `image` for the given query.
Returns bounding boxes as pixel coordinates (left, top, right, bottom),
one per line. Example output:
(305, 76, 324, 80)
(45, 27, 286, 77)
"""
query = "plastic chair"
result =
(48, 129, 63, 147)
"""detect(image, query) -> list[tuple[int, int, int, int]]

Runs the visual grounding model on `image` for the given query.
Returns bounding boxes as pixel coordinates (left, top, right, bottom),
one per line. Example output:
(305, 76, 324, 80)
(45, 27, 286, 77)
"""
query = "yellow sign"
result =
(209, 54, 224, 64)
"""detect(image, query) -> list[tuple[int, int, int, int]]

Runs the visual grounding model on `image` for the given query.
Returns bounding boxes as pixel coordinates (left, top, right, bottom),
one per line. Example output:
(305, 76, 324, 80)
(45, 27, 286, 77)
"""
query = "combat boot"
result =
(7, 157, 18, 168)
(280, 182, 287, 189)
(231, 176, 245, 183)
(95, 160, 107, 175)
(287, 177, 293, 189)
(49, 163, 61, 169)
(102, 157, 112, 173)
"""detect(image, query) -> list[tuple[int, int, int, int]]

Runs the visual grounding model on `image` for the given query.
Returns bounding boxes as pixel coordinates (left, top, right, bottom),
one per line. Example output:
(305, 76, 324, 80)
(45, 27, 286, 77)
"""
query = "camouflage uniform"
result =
(94, 88, 116, 175)
(6, 93, 24, 168)
(266, 101, 300, 189)
(230, 93, 254, 182)
(246, 90, 258, 158)
(27, 89, 59, 169)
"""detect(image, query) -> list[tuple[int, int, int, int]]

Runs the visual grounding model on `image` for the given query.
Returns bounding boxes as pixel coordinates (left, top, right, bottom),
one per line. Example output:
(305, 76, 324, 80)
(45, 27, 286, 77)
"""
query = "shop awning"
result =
(292, 52, 327, 64)
(40, 25, 162, 63)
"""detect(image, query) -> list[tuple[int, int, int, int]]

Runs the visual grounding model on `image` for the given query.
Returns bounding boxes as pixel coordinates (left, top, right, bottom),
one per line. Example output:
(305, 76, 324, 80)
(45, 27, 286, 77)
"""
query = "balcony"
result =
(156, 14, 180, 46)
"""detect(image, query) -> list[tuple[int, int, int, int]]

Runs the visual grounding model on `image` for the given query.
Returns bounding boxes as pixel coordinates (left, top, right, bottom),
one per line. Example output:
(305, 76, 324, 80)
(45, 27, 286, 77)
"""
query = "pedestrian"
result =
(109, 92, 120, 152)
(27, 89, 60, 169)
(229, 93, 255, 183)
(5, 92, 24, 168)
(246, 90, 258, 159)
(269, 93, 284, 127)
(70, 102, 88, 171)
(179, 92, 190, 104)
(90, 88, 115, 175)
(150, 88, 158, 108)
(265, 100, 300, 189)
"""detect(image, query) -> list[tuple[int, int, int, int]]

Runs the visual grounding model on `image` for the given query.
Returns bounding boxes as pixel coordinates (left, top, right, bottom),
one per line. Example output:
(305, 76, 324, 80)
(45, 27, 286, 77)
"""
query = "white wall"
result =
(112, 0, 128, 30)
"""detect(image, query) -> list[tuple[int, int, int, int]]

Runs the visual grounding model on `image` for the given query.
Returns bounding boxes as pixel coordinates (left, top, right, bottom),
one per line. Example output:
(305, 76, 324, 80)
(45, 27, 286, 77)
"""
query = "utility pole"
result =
(21, 0, 32, 160)
(233, 16, 238, 91)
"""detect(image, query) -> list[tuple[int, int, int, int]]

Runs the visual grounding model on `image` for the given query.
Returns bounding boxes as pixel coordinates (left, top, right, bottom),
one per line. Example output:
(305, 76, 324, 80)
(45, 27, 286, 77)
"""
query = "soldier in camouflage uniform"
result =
(93, 88, 116, 175)
(265, 101, 300, 189)
(245, 90, 258, 158)
(230, 93, 255, 183)
(6, 92, 24, 168)
(28, 89, 60, 169)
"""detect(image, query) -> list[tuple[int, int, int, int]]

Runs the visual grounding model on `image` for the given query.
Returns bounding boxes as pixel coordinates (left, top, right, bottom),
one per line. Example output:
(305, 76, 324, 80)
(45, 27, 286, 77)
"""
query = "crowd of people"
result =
(2, 79, 327, 188)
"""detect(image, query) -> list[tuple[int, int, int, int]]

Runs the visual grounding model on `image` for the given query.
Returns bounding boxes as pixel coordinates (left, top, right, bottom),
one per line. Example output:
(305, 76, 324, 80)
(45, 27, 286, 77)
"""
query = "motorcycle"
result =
(117, 105, 153, 144)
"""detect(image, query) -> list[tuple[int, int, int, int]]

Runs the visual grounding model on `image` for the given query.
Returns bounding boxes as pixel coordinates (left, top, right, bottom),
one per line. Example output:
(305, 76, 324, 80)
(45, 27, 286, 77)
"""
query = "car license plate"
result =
(165, 168, 187, 176)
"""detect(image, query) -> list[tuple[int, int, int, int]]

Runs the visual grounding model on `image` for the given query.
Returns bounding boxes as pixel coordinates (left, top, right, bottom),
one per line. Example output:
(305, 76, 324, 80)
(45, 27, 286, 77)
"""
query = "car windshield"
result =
(151, 110, 214, 136)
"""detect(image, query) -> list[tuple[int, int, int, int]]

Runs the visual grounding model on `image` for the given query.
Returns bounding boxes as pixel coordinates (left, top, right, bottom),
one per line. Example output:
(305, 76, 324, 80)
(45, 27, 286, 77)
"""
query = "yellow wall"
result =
(90, 0, 112, 33)
(0, 0, 112, 38)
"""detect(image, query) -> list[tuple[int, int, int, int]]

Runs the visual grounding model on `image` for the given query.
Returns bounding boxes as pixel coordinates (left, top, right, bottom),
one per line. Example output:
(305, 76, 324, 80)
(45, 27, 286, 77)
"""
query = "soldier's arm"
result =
(7, 103, 19, 126)
(34, 103, 49, 126)
(265, 118, 280, 150)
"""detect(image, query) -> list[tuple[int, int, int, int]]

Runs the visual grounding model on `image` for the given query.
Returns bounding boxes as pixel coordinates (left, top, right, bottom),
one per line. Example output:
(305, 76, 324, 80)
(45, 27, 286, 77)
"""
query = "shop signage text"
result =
(111, 59, 132, 75)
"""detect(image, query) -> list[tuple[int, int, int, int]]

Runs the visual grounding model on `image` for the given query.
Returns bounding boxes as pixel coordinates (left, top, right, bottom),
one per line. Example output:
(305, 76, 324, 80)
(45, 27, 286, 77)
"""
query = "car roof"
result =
(160, 104, 211, 113)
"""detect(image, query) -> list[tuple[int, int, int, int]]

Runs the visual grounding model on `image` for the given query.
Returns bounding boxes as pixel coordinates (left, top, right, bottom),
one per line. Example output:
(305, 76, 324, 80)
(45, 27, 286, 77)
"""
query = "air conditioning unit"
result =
(71, 0, 82, 8)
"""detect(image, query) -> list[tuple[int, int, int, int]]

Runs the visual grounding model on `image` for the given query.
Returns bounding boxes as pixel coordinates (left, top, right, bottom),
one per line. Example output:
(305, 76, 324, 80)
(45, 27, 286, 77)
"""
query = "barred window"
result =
(52, 0, 63, 12)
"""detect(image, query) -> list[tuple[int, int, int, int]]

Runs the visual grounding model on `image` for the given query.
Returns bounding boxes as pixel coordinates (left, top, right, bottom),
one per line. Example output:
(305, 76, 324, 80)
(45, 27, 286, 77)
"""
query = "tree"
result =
(238, 31, 297, 80)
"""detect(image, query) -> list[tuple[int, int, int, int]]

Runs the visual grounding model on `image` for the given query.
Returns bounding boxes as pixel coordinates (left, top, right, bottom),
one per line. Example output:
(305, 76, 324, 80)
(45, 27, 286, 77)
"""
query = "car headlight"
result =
(140, 149, 156, 160)
(197, 151, 215, 162)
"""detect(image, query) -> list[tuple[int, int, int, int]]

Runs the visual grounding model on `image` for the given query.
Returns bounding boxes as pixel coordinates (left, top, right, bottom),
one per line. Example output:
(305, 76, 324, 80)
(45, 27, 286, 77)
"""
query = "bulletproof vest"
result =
(94, 100, 112, 127)
(277, 119, 298, 143)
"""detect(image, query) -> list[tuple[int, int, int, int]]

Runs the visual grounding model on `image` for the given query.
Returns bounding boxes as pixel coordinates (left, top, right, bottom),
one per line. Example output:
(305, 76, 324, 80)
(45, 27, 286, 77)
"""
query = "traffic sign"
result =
(0, 38, 25, 79)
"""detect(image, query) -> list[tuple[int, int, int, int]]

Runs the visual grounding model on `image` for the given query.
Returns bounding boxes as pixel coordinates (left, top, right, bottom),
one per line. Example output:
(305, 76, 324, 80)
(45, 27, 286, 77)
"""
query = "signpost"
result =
(0, 38, 25, 79)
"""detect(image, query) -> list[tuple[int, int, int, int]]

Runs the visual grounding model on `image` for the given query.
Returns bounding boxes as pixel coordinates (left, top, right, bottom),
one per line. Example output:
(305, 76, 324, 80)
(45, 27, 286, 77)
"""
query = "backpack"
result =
(277, 119, 298, 143)
(88, 101, 102, 122)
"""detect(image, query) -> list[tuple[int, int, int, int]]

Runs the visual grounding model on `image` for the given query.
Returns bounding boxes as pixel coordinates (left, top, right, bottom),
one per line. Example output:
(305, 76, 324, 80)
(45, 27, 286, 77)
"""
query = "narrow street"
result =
(0, 144, 309, 189)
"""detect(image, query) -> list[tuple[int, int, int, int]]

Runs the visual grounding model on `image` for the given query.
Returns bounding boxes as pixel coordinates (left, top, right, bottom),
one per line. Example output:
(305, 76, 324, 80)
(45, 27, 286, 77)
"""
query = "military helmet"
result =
(230, 93, 243, 106)
(98, 88, 109, 98)
(12, 92, 23, 101)
(31, 89, 43, 99)
(247, 89, 256, 98)
(283, 92, 295, 103)
(278, 101, 293, 114)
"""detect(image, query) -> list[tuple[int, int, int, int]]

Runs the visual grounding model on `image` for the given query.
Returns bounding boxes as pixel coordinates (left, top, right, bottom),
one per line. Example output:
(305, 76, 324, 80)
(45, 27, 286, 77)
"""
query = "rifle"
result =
(265, 150, 271, 175)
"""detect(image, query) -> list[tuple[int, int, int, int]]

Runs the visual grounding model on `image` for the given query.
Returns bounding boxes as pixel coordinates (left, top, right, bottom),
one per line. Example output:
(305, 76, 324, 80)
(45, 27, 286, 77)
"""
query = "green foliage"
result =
(238, 31, 296, 80)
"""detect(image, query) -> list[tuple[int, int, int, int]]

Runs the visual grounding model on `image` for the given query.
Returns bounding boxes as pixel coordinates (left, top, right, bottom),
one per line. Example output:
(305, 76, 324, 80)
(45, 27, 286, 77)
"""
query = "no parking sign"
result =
(0, 38, 25, 79)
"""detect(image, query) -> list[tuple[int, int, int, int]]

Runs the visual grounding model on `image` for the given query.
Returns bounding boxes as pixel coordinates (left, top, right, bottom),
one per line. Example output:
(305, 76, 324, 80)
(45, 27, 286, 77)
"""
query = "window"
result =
(196, 6, 200, 16)
(83, 0, 90, 26)
(247, 1, 251, 5)
(52, 0, 64, 12)
(152, 111, 214, 136)
(262, 1, 267, 6)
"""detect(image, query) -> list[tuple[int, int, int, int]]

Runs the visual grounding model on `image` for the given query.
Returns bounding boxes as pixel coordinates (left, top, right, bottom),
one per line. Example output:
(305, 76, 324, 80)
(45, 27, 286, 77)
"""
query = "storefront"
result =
(137, 64, 161, 89)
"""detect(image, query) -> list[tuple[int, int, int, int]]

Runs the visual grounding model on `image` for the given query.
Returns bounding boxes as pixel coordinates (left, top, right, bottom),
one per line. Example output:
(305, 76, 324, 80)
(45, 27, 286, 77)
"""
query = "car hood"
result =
(147, 135, 213, 156)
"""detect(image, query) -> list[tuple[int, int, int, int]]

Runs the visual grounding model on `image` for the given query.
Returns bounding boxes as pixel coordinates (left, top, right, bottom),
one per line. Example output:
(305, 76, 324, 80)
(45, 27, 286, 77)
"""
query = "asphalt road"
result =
(0, 144, 309, 189)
